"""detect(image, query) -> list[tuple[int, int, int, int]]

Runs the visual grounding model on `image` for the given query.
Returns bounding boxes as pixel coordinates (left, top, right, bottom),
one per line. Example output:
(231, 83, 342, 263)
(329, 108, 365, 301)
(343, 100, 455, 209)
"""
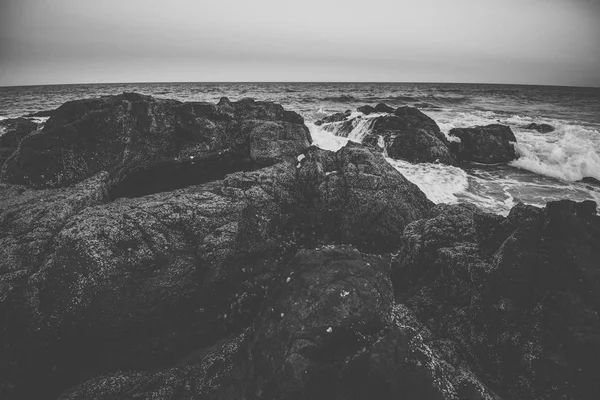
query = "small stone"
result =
(326, 327, 333, 333)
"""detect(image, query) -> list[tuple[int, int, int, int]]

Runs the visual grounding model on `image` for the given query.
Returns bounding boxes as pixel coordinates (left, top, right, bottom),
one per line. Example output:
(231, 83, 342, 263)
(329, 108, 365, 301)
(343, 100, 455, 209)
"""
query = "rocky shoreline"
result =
(1, 94, 599, 400)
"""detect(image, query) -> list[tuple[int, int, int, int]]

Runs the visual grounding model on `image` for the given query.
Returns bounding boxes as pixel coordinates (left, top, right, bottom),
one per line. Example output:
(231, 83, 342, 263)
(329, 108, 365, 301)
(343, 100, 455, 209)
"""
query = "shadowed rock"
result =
(0, 117, 432, 399)
(392, 200, 600, 400)
(59, 246, 498, 400)
(0, 118, 39, 166)
(317, 106, 457, 165)
(1, 93, 311, 189)
(449, 124, 518, 164)
(315, 110, 352, 126)
(521, 122, 555, 133)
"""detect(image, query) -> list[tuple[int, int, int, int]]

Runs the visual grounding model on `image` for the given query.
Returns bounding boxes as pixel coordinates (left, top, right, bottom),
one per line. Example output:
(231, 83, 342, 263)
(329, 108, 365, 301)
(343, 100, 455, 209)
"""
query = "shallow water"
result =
(1, 82, 599, 215)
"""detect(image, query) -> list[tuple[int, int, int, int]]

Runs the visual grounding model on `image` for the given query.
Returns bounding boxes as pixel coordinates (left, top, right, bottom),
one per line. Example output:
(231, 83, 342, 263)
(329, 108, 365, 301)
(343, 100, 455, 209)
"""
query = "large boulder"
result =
(392, 200, 600, 400)
(449, 124, 518, 164)
(368, 107, 456, 165)
(316, 106, 457, 165)
(1, 93, 311, 188)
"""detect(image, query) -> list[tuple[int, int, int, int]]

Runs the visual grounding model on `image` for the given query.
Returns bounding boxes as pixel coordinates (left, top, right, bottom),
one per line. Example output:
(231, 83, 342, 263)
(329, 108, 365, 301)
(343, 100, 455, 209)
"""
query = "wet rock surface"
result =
(0, 94, 432, 399)
(0, 93, 598, 400)
(1, 93, 311, 188)
(521, 122, 555, 133)
(392, 200, 600, 400)
(317, 104, 458, 165)
(449, 124, 518, 164)
(0, 118, 39, 166)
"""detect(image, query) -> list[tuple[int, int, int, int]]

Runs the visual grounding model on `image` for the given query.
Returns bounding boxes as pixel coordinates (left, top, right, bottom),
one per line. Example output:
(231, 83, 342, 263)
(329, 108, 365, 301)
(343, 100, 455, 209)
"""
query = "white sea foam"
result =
(308, 122, 349, 151)
(384, 157, 469, 204)
(310, 108, 600, 216)
(511, 124, 600, 182)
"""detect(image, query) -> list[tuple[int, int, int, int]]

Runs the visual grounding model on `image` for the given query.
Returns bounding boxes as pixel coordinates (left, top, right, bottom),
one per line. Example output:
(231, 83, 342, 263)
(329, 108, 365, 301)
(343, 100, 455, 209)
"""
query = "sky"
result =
(0, 0, 599, 87)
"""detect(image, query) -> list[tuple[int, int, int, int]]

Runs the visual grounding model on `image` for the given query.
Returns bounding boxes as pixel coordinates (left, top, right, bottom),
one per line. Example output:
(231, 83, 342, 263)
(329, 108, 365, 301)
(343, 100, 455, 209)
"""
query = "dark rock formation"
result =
(449, 124, 518, 164)
(0, 93, 432, 399)
(357, 105, 376, 115)
(24, 110, 55, 118)
(317, 106, 457, 165)
(2, 93, 598, 400)
(357, 103, 395, 115)
(1, 93, 311, 188)
(578, 176, 600, 187)
(374, 103, 395, 113)
(58, 246, 499, 400)
(0, 118, 38, 166)
(368, 107, 456, 165)
(315, 110, 351, 126)
(392, 200, 600, 400)
(522, 123, 555, 133)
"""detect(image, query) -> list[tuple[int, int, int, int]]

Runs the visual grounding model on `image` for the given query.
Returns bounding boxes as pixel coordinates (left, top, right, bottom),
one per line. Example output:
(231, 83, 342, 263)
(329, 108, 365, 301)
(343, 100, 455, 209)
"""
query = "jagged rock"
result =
(392, 200, 600, 400)
(58, 246, 497, 400)
(357, 105, 376, 115)
(1, 93, 311, 188)
(0, 134, 432, 399)
(357, 103, 394, 115)
(374, 103, 395, 113)
(521, 123, 554, 133)
(449, 124, 518, 164)
(318, 106, 457, 165)
(249, 245, 395, 399)
(370, 107, 456, 165)
(0, 118, 38, 166)
(58, 331, 252, 400)
(314, 110, 351, 126)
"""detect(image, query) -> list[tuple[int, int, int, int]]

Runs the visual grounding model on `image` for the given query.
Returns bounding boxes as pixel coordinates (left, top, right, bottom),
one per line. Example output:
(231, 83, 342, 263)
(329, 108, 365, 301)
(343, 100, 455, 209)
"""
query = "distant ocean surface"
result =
(1, 82, 600, 215)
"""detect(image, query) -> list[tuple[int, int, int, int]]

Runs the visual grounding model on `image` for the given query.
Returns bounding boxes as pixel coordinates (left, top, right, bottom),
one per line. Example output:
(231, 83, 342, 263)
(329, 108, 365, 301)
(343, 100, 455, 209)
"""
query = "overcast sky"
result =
(1, 0, 599, 87)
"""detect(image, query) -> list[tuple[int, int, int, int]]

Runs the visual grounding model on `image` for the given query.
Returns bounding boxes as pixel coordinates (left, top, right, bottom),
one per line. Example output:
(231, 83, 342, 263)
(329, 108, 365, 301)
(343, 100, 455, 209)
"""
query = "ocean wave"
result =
(385, 157, 469, 204)
(511, 124, 600, 182)
(308, 122, 350, 151)
(321, 95, 359, 102)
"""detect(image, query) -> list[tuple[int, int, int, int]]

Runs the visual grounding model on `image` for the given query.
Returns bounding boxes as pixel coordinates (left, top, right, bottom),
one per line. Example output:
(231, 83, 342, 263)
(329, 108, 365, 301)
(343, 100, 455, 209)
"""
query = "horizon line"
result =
(1, 81, 599, 90)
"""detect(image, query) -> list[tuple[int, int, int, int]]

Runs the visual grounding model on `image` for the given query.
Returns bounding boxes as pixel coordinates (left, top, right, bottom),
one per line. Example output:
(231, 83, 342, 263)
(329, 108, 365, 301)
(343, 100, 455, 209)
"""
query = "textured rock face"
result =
(58, 246, 498, 400)
(1, 93, 311, 188)
(2, 93, 599, 400)
(0, 101, 432, 399)
(357, 103, 394, 115)
(315, 110, 351, 125)
(392, 200, 600, 400)
(316, 105, 457, 165)
(449, 124, 518, 164)
(0, 118, 39, 166)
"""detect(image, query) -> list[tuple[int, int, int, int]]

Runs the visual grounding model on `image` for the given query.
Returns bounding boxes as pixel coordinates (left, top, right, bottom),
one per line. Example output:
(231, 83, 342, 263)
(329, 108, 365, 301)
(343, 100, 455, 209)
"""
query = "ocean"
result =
(1, 82, 599, 215)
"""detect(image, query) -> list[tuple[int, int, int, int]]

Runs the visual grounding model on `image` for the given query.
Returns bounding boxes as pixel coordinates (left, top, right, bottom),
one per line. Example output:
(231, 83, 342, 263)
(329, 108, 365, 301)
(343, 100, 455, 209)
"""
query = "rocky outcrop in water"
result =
(317, 104, 458, 165)
(521, 122, 555, 133)
(315, 110, 351, 125)
(449, 124, 518, 164)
